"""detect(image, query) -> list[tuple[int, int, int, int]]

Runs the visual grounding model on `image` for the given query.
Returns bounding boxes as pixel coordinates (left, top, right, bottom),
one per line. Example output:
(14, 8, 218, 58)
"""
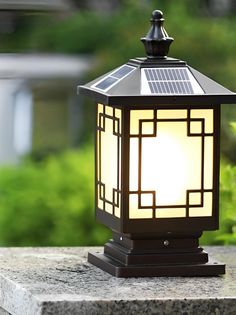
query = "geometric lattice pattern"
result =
(129, 108, 214, 219)
(96, 103, 122, 217)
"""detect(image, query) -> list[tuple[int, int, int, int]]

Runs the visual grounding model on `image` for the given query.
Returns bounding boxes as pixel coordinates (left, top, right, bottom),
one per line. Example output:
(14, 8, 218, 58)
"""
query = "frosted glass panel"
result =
(155, 208, 186, 218)
(204, 137, 213, 189)
(97, 104, 121, 217)
(141, 122, 201, 206)
(101, 118, 117, 205)
(130, 110, 153, 135)
(189, 192, 212, 217)
(191, 109, 213, 133)
(129, 108, 214, 219)
(129, 194, 153, 219)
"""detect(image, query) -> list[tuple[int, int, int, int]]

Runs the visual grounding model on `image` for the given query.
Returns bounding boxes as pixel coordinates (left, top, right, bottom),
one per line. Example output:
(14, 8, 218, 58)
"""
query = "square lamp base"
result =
(88, 251, 225, 277)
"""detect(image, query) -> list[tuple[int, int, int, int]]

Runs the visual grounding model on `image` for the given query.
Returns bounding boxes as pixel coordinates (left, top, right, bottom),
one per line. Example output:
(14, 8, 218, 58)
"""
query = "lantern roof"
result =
(78, 10, 236, 107)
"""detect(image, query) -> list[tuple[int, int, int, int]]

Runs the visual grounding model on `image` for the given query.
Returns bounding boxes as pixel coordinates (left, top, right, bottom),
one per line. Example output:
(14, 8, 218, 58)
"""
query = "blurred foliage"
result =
(0, 0, 235, 245)
(202, 123, 236, 245)
(0, 141, 235, 246)
(2, 0, 236, 88)
(0, 145, 111, 246)
(201, 162, 236, 245)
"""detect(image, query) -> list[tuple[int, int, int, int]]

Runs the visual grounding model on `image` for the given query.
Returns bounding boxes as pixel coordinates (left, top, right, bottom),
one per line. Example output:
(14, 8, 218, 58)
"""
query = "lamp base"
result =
(88, 233, 225, 277)
(88, 251, 225, 277)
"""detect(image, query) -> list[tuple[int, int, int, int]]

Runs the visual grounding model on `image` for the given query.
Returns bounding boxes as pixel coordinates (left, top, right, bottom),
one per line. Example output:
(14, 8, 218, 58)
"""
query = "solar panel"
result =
(93, 65, 135, 91)
(141, 67, 204, 95)
(94, 77, 118, 90)
(112, 65, 134, 79)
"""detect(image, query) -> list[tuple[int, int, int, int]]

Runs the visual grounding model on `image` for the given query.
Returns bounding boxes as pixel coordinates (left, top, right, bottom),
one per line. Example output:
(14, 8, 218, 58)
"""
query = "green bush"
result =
(201, 162, 236, 245)
(0, 145, 111, 246)
(0, 142, 235, 245)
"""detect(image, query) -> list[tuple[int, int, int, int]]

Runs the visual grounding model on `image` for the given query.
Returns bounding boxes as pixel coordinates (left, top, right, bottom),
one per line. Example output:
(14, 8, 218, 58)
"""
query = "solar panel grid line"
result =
(158, 82, 164, 94)
(156, 81, 162, 93)
(182, 82, 189, 94)
(168, 82, 174, 94)
(172, 69, 179, 81)
(149, 82, 154, 93)
(179, 82, 188, 94)
(184, 81, 190, 94)
(145, 69, 150, 81)
(175, 81, 181, 94)
(177, 82, 182, 94)
(177, 69, 182, 80)
(177, 82, 186, 94)
(159, 82, 165, 94)
(165, 82, 171, 93)
(180, 69, 185, 80)
(160, 69, 165, 81)
(172, 82, 178, 93)
(152, 69, 158, 81)
(164, 81, 170, 94)
(159, 69, 164, 81)
(149, 69, 154, 81)
(164, 69, 170, 81)
(187, 81, 194, 94)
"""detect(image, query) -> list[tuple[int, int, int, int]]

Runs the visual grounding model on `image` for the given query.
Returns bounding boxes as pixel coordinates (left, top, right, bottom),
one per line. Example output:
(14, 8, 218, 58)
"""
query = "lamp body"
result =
(88, 101, 225, 277)
(96, 103, 220, 236)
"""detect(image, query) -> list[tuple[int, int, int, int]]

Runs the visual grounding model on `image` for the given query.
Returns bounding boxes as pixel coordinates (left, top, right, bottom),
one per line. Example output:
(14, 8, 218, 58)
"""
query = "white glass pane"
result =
(129, 194, 152, 219)
(155, 208, 186, 218)
(130, 110, 153, 135)
(204, 137, 213, 189)
(141, 122, 201, 206)
(189, 192, 212, 217)
(97, 104, 121, 218)
(191, 109, 213, 133)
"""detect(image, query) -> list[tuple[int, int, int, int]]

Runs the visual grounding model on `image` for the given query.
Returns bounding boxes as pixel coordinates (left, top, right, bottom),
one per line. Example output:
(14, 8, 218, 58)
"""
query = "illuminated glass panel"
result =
(129, 108, 214, 219)
(97, 103, 121, 217)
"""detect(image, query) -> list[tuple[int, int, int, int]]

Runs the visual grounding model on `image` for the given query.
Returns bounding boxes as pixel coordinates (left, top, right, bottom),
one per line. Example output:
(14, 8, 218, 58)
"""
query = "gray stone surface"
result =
(0, 307, 10, 315)
(0, 247, 235, 315)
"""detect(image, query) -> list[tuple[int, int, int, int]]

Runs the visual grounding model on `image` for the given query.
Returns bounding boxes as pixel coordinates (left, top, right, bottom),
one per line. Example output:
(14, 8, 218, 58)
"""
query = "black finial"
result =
(141, 10, 174, 59)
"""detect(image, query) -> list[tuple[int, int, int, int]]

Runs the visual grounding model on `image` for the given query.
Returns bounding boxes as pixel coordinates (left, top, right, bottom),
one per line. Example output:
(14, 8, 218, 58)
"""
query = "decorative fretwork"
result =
(129, 108, 214, 219)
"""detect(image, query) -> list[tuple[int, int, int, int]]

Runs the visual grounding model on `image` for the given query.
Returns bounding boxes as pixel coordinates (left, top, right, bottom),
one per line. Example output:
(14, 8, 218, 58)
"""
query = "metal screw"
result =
(164, 240, 169, 246)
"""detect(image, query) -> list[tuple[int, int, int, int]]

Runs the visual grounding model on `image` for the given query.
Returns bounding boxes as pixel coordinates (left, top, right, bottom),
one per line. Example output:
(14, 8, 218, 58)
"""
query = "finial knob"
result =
(141, 10, 174, 59)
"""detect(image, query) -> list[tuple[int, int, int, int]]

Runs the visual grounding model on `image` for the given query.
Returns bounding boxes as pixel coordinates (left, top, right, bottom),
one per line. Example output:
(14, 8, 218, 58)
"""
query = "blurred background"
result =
(0, 0, 235, 246)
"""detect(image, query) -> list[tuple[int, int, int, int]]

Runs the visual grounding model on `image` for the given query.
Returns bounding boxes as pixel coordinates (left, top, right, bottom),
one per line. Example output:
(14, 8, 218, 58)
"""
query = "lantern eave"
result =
(78, 85, 236, 107)
(78, 58, 236, 106)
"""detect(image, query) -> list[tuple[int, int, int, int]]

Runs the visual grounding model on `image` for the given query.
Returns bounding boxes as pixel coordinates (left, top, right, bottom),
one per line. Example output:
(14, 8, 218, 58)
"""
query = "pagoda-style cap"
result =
(141, 10, 174, 59)
(78, 10, 236, 106)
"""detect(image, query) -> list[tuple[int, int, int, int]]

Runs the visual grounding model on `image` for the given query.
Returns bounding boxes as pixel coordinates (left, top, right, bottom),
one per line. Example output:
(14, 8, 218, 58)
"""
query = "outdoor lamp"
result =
(78, 10, 236, 277)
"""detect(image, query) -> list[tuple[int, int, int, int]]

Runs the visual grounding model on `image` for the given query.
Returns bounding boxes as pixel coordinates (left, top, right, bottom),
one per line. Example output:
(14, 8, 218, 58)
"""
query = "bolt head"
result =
(164, 240, 169, 246)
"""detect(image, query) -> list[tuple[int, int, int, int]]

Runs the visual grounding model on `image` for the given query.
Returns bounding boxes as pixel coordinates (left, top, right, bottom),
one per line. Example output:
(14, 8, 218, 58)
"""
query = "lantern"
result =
(78, 10, 236, 277)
